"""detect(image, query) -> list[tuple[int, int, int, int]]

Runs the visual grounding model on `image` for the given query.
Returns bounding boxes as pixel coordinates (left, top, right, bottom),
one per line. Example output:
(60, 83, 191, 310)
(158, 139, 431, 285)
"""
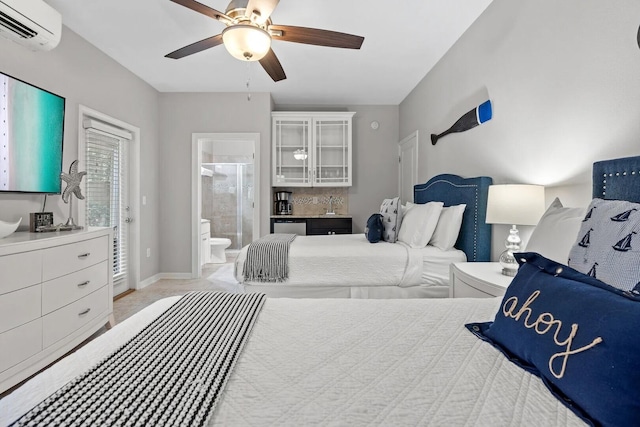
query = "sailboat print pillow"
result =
(568, 198, 640, 292)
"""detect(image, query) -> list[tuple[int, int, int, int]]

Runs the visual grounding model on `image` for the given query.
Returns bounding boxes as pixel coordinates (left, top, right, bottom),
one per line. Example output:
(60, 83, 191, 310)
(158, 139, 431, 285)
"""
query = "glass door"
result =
(84, 128, 131, 296)
(201, 159, 254, 250)
(313, 118, 351, 186)
(272, 117, 312, 186)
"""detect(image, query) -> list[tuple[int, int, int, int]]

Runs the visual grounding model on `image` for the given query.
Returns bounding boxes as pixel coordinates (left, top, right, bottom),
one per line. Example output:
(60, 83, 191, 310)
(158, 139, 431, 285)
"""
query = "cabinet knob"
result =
(77, 281, 90, 288)
(78, 308, 91, 316)
(78, 253, 90, 259)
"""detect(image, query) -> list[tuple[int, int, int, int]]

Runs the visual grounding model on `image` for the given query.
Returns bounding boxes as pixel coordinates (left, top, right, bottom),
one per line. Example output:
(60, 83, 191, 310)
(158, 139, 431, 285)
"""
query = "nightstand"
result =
(449, 262, 514, 298)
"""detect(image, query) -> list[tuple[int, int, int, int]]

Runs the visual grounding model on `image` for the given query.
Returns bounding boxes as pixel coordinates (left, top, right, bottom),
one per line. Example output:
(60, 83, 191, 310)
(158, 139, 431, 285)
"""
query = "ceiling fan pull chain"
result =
(246, 62, 252, 101)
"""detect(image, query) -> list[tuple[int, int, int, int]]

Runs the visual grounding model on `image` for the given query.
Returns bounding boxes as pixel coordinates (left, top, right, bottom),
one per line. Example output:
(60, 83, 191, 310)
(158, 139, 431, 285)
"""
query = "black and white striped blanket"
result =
(243, 233, 296, 282)
(12, 291, 266, 427)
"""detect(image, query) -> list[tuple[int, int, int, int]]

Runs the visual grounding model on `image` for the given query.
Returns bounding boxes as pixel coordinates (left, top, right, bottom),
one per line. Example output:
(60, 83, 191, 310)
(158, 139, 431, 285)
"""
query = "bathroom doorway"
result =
(191, 133, 260, 278)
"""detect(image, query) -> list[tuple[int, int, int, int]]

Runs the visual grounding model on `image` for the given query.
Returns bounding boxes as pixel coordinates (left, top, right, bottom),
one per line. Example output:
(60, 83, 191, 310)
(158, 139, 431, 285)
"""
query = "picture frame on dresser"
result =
(0, 228, 114, 394)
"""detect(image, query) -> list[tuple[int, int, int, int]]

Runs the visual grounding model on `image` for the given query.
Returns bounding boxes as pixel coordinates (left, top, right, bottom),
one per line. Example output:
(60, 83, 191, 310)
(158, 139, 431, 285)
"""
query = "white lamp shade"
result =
(222, 25, 271, 61)
(486, 184, 545, 226)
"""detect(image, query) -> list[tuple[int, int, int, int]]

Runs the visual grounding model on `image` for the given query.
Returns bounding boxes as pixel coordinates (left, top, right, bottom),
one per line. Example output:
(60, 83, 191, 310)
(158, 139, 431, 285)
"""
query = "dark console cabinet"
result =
(270, 216, 353, 235)
(306, 217, 352, 235)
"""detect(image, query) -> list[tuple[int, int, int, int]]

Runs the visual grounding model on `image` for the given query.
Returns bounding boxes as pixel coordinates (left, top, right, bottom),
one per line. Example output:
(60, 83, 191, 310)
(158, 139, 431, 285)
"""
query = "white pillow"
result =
(397, 201, 444, 248)
(429, 204, 466, 251)
(525, 197, 585, 264)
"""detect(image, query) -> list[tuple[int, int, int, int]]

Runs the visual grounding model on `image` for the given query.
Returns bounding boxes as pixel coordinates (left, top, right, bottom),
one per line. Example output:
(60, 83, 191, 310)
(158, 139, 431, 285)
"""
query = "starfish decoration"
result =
(61, 160, 87, 203)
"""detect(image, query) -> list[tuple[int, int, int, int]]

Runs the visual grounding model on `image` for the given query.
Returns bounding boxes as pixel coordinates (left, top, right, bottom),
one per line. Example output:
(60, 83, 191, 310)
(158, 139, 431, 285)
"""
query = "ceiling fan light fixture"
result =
(222, 24, 271, 61)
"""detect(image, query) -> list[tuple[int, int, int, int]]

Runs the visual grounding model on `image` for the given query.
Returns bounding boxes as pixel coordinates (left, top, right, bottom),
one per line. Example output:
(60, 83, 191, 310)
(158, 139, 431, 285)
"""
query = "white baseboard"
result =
(137, 272, 192, 290)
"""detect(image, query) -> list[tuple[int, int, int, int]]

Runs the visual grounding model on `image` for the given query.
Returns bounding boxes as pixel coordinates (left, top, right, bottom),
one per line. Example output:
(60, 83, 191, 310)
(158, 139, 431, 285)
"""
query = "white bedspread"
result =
(2, 296, 585, 426)
(236, 234, 465, 288)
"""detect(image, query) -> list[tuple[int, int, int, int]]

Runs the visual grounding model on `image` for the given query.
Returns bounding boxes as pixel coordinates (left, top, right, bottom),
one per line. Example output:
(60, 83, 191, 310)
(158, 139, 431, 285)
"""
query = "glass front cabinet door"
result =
(272, 112, 354, 187)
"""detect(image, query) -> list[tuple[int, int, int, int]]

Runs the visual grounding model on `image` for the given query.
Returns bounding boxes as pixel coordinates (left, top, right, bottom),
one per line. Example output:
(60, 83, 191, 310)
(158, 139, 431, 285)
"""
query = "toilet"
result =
(210, 238, 232, 263)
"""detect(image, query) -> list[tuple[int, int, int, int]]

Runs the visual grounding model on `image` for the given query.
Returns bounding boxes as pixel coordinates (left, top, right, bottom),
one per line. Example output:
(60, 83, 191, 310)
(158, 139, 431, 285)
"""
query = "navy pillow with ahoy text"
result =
(467, 252, 640, 427)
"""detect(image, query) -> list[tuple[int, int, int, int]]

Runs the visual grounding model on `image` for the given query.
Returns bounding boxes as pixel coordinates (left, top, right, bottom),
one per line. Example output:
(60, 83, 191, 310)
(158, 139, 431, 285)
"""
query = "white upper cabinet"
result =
(272, 112, 354, 187)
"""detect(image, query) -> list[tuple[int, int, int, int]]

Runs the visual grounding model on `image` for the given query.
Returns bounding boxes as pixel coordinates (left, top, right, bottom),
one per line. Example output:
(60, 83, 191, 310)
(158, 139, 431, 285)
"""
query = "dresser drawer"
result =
(0, 318, 42, 373)
(0, 251, 42, 295)
(43, 286, 108, 348)
(42, 261, 109, 315)
(0, 284, 41, 334)
(42, 236, 109, 281)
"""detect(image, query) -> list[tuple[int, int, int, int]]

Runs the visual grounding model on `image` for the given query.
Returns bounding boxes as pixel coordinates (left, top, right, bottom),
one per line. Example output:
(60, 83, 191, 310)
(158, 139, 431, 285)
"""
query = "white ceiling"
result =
(45, 0, 493, 105)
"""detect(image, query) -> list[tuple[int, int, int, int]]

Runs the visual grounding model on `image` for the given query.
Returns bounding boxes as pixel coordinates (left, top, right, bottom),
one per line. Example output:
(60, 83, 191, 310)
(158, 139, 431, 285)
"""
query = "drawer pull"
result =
(79, 308, 91, 316)
(77, 281, 90, 288)
(78, 253, 91, 259)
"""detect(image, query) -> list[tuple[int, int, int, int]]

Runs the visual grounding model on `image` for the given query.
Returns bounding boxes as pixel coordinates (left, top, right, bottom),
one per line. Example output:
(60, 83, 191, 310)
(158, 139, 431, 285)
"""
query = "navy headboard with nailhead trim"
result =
(592, 156, 640, 203)
(414, 174, 493, 262)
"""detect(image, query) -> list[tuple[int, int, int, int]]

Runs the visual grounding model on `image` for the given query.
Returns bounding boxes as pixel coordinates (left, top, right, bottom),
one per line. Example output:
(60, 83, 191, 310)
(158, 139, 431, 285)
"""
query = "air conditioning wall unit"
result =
(0, 0, 61, 51)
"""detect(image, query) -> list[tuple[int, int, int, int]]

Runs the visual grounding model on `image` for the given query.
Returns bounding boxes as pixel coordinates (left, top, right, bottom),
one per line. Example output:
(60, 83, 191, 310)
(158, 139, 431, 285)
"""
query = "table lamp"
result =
(486, 184, 545, 276)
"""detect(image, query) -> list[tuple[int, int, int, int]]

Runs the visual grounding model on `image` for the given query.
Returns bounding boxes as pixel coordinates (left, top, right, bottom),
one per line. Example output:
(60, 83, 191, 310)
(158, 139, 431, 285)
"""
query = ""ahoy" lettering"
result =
(501, 290, 603, 379)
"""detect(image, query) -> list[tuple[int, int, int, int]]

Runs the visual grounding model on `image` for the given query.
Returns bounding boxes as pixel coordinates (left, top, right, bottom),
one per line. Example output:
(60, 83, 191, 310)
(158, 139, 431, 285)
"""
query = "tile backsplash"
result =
(274, 187, 349, 216)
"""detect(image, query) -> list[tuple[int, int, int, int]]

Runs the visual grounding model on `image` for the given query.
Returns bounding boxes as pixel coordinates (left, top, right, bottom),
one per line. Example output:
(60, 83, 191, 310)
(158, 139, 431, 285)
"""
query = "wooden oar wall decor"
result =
(431, 100, 493, 145)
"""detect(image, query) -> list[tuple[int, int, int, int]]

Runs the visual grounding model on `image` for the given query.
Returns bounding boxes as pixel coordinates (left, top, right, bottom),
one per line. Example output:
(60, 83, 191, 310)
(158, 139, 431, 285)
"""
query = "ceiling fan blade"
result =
(270, 25, 364, 49)
(259, 49, 286, 82)
(245, 0, 279, 24)
(165, 34, 224, 59)
(170, 0, 232, 23)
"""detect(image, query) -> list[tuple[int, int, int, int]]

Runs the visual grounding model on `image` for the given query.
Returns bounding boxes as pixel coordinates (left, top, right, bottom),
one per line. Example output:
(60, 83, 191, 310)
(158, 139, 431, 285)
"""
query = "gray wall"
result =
(157, 93, 272, 274)
(0, 27, 161, 281)
(348, 105, 400, 233)
(399, 0, 640, 259)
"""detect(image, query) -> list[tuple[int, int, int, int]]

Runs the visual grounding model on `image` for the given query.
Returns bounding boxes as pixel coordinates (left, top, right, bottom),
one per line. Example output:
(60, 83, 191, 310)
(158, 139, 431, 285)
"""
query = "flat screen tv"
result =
(0, 71, 65, 194)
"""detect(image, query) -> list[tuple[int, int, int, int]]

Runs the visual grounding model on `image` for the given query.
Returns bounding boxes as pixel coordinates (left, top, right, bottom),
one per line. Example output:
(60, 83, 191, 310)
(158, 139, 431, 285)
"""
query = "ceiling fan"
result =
(165, 0, 365, 82)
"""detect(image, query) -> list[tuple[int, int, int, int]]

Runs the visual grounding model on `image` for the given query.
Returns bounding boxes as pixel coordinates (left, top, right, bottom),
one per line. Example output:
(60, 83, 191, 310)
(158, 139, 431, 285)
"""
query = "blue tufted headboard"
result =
(414, 174, 493, 262)
(592, 155, 640, 203)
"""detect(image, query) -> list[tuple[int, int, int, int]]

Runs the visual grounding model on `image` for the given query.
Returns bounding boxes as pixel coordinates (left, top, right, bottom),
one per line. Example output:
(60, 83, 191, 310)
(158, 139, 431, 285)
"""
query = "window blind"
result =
(84, 127, 128, 289)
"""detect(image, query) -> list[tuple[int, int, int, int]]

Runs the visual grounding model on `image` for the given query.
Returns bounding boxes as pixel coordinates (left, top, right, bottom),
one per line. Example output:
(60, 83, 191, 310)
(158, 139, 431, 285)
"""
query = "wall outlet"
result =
(313, 197, 318, 204)
(146, 248, 151, 258)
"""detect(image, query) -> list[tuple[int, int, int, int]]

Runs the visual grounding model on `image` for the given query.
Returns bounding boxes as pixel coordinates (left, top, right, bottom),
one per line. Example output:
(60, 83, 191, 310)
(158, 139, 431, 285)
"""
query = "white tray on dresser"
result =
(0, 227, 114, 394)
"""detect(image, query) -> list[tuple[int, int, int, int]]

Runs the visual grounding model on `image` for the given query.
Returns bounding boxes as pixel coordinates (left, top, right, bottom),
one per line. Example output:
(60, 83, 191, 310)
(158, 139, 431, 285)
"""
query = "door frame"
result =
(191, 132, 261, 278)
(398, 130, 419, 203)
(77, 105, 141, 294)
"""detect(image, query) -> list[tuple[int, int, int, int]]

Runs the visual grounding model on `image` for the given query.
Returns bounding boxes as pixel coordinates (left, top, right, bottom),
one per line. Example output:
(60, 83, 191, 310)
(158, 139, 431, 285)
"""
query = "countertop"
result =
(270, 214, 352, 219)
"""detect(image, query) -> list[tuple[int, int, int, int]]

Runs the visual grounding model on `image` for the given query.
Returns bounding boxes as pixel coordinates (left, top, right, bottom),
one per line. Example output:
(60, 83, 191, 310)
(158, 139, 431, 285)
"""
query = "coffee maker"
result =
(274, 191, 292, 215)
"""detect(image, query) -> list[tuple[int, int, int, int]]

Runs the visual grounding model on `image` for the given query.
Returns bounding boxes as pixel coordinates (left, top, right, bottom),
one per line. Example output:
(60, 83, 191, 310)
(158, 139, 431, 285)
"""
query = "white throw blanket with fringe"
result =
(243, 233, 296, 282)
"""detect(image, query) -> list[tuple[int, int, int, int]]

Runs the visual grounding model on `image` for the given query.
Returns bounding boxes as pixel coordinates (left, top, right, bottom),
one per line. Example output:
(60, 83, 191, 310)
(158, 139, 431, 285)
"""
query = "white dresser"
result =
(0, 228, 114, 393)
